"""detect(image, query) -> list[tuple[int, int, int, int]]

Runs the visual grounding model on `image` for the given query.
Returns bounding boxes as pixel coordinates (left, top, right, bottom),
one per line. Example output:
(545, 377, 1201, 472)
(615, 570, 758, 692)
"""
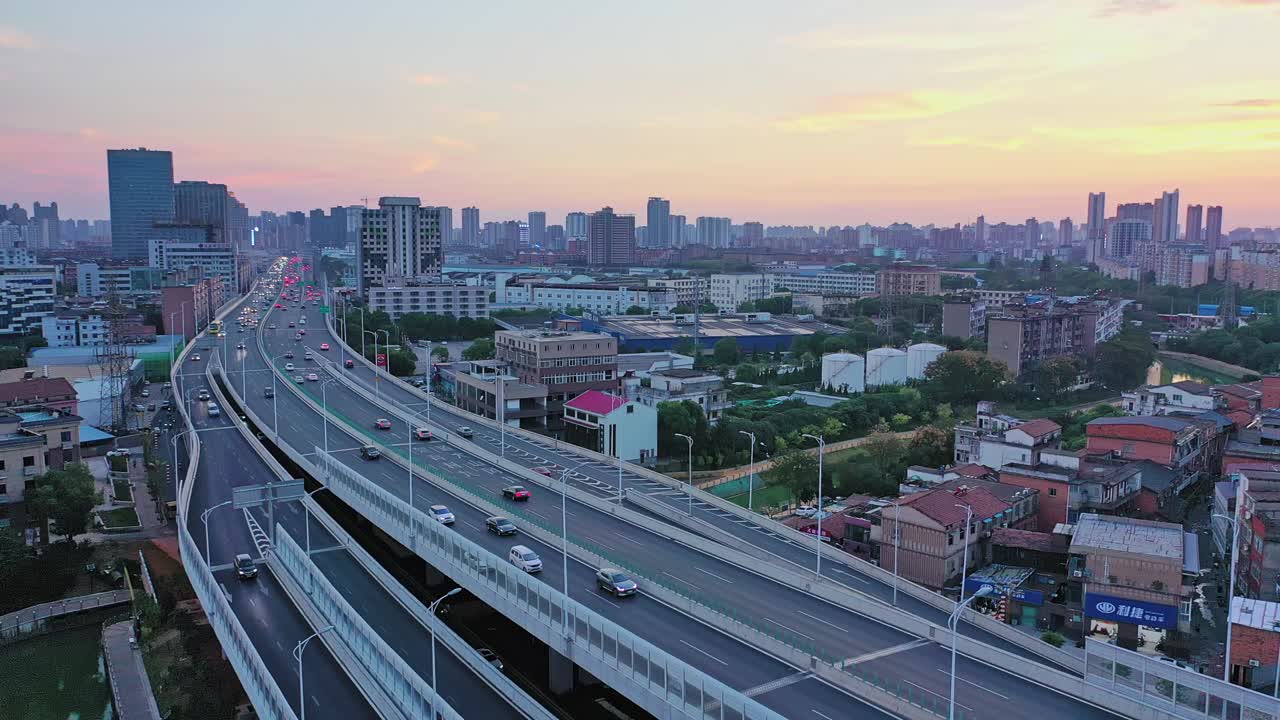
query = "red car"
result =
(532, 467, 554, 477)
(345, 359, 355, 368)
(502, 485, 531, 501)
(320, 343, 330, 351)
(374, 418, 392, 430)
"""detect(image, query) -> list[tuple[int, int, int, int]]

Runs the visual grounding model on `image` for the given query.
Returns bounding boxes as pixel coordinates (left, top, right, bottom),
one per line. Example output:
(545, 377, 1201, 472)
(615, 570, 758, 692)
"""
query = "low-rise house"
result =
(1085, 414, 1222, 483)
(636, 368, 731, 425)
(562, 390, 657, 463)
(1122, 381, 1221, 416)
(1214, 381, 1262, 415)
(0, 376, 78, 415)
(445, 360, 549, 431)
(871, 483, 1036, 591)
(998, 451, 1146, 528)
(953, 400, 1062, 470)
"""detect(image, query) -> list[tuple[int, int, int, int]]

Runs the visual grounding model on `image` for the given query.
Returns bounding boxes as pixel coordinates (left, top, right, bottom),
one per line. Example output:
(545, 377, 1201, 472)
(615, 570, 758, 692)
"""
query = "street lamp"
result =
(674, 433, 694, 516)
(949, 586, 993, 720)
(293, 625, 335, 720)
(738, 430, 758, 512)
(801, 433, 826, 579)
(429, 588, 462, 718)
(559, 460, 592, 601)
(1214, 505, 1242, 684)
(199, 500, 232, 567)
(955, 503, 974, 605)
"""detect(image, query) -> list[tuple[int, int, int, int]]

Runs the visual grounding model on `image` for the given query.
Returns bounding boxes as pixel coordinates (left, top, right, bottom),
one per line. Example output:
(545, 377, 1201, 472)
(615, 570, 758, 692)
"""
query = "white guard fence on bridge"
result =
(311, 446, 789, 720)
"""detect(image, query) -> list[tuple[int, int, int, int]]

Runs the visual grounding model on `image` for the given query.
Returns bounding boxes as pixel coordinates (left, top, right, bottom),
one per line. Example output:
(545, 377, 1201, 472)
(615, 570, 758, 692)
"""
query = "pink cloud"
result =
(1095, 0, 1176, 17)
(0, 26, 37, 50)
(409, 73, 448, 87)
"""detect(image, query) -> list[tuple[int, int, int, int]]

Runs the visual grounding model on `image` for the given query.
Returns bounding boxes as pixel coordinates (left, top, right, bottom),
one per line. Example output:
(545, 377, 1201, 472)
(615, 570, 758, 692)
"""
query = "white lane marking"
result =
(836, 638, 931, 668)
(616, 534, 645, 546)
(695, 566, 735, 584)
(812, 711, 835, 720)
(906, 680, 972, 713)
(827, 566, 871, 584)
(678, 639, 729, 667)
(936, 668, 1010, 699)
(797, 609, 847, 632)
(763, 616, 815, 642)
(663, 571, 695, 589)
(586, 588, 621, 609)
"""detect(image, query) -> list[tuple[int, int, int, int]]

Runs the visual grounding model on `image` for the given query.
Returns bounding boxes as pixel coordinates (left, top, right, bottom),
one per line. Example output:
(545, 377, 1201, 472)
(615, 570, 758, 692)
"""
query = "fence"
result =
(0, 590, 132, 643)
(1086, 640, 1280, 720)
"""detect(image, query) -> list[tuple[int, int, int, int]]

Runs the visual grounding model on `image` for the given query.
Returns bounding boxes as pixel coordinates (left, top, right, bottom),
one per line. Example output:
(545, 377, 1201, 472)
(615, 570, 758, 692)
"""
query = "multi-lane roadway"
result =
(230, 272, 1118, 720)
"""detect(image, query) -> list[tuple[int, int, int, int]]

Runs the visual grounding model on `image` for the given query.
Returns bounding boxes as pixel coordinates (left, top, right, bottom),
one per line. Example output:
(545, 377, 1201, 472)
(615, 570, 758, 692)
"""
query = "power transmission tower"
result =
(96, 290, 133, 434)
(878, 273, 896, 340)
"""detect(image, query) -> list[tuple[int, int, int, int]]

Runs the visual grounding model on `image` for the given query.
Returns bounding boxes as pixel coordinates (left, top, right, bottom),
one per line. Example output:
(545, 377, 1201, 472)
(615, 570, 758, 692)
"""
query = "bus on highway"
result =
(207, 320, 223, 336)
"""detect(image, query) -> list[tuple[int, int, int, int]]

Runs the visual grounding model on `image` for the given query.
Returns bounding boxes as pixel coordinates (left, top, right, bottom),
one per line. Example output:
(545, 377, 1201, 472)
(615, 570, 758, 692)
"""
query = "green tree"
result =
(922, 350, 1009, 405)
(462, 338, 496, 361)
(1037, 356, 1080, 398)
(431, 345, 451, 362)
(387, 348, 417, 376)
(0, 347, 25, 370)
(713, 338, 740, 366)
(1096, 328, 1156, 390)
(766, 449, 820, 505)
(624, 305, 649, 315)
(672, 337, 698, 358)
(25, 463, 101, 543)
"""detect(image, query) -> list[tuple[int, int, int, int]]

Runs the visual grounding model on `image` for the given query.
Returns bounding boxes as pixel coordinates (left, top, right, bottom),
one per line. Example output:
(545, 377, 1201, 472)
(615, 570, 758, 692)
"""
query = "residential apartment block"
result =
(876, 264, 942, 297)
(708, 273, 772, 311)
(365, 284, 489, 321)
(636, 368, 730, 425)
(494, 320, 619, 433)
(0, 264, 58, 335)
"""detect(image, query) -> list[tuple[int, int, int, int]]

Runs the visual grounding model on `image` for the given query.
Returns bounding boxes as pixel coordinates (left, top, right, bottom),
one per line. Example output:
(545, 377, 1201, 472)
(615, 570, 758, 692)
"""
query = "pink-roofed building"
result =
(562, 390, 657, 462)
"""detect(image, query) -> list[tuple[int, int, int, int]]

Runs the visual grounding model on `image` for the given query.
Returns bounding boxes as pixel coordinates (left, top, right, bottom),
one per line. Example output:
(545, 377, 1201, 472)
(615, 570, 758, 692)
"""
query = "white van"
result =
(207, 402, 221, 417)
(508, 545, 542, 573)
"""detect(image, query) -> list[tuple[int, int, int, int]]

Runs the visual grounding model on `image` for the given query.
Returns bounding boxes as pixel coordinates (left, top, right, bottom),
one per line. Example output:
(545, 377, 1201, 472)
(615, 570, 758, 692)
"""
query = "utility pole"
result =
(98, 288, 133, 434)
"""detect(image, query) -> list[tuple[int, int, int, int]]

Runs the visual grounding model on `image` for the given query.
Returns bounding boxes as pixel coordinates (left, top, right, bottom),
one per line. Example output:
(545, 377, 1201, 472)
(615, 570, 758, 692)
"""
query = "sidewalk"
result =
(102, 620, 162, 720)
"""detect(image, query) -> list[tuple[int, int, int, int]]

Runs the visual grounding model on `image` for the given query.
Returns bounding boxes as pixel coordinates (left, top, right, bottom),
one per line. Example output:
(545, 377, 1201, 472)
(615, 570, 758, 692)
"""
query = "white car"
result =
(306, 373, 319, 382)
(294, 375, 304, 384)
(284, 363, 295, 371)
(429, 505, 455, 525)
(794, 507, 817, 518)
(508, 545, 542, 573)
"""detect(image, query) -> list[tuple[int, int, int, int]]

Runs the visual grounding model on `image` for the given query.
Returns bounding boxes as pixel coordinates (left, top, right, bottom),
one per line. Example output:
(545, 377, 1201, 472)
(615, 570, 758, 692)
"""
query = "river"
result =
(0, 621, 115, 720)
(1146, 357, 1240, 387)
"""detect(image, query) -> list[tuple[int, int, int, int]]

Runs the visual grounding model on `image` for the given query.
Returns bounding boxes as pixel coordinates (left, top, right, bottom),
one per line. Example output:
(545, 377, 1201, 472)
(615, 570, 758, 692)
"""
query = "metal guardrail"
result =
(1086, 640, 1280, 720)
(171, 281, 299, 720)
(311, 447, 787, 720)
(273, 523, 464, 720)
(0, 590, 132, 641)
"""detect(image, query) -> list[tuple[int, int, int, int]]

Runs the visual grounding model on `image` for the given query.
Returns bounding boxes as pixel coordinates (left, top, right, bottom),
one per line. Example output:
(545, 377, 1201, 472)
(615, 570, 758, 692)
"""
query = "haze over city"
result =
(3, 0, 1280, 225)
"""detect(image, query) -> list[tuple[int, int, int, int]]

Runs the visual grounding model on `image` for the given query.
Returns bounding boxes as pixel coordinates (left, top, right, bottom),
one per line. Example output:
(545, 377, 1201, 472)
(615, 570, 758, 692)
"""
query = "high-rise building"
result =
(546, 224, 566, 250)
(976, 215, 987, 248)
(1206, 206, 1224, 250)
(1152, 189, 1179, 244)
(1117, 202, 1154, 223)
(646, 197, 670, 248)
(528, 211, 546, 247)
(1107, 219, 1151, 258)
(434, 206, 453, 249)
(461, 207, 480, 246)
(107, 148, 174, 259)
(1086, 192, 1106, 262)
(1185, 204, 1203, 244)
(1024, 218, 1040, 249)
(669, 215, 687, 247)
(587, 207, 635, 267)
(696, 216, 731, 248)
(174, 181, 229, 241)
(565, 212, 589, 241)
(356, 197, 443, 294)
(1058, 218, 1073, 246)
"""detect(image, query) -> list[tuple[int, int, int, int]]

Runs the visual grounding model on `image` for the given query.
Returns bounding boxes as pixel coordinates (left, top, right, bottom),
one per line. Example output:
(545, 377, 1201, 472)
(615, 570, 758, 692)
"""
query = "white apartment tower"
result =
(357, 196, 443, 295)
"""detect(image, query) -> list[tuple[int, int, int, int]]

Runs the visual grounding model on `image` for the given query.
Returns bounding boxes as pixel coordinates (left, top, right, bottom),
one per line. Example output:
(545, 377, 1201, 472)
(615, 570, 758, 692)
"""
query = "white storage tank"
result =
(907, 343, 947, 380)
(821, 352, 865, 393)
(865, 347, 908, 387)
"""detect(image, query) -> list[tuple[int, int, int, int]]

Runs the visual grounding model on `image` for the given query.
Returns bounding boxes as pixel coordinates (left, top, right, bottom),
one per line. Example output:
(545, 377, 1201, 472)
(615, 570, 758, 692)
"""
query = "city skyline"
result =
(3, 1, 1280, 225)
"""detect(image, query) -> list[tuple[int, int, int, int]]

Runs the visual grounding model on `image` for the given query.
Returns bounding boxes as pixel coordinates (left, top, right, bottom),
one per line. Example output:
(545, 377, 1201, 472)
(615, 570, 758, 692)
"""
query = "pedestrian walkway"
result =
(102, 620, 162, 720)
(0, 589, 131, 641)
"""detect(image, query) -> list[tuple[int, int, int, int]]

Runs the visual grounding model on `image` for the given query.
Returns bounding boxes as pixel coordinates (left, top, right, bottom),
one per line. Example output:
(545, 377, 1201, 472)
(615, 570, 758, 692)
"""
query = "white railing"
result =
(311, 447, 787, 720)
(273, 524, 463, 720)
(172, 283, 299, 720)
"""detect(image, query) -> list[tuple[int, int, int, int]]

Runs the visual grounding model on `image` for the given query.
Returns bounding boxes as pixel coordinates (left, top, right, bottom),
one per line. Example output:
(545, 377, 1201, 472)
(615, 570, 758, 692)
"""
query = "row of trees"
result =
(1167, 315, 1280, 373)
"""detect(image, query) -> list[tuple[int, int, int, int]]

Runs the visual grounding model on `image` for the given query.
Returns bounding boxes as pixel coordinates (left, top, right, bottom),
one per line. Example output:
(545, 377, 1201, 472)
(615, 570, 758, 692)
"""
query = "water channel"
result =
(0, 620, 115, 720)
(1146, 357, 1242, 387)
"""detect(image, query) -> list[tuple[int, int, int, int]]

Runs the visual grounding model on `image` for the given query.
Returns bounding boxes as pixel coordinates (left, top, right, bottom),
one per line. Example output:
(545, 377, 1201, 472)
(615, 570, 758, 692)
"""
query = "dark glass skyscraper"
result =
(108, 148, 174, 259)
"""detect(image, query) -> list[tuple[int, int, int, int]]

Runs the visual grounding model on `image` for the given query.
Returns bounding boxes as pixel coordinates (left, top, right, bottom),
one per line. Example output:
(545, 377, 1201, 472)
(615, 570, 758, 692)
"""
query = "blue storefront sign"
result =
(964, 579, 1045, 606)
(1084, 592, 1178, 630)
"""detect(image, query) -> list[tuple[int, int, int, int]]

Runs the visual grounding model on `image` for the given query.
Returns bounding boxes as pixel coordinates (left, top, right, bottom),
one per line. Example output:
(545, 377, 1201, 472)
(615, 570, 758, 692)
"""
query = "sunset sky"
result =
(2, 0, 1279, 227)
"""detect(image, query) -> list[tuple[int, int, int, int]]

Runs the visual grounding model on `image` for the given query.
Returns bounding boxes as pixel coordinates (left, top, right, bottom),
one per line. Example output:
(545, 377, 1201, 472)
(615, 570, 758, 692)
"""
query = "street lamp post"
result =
(802, 433, 826, 579)
(429, 589, 462, 718)
(293, 626, 335, 720)
(673, 433, 694, 515)
(949, 586, 993, 720)
(199, 500, 232, 567)
(955, 503, 974, 605)
(739, 430, 757, 512)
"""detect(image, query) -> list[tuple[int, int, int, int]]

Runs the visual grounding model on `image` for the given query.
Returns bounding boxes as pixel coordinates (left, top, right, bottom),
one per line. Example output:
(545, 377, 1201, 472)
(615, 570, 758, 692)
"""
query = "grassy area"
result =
(108, 455, 128, 473)
(1003, 386, 1119, 418)
(98, 507, 141, 529)
(723, 482, 794, 511)
(112, 479, 133, 503)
